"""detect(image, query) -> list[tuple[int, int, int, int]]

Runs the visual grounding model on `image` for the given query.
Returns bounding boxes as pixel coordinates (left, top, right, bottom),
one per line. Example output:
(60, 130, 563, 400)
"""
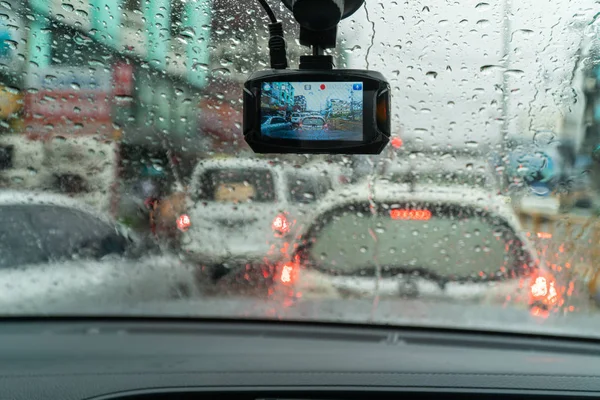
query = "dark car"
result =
(0, 193, 141, 268)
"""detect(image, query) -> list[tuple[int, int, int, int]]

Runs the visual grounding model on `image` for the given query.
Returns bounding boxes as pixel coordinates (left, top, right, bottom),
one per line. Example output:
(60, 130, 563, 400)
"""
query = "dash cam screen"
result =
(260, 81, 364, 141)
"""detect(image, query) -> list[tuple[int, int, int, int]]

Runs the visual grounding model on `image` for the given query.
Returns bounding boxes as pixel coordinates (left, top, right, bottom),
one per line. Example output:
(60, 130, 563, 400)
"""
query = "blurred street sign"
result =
(0, 86, 22, 120)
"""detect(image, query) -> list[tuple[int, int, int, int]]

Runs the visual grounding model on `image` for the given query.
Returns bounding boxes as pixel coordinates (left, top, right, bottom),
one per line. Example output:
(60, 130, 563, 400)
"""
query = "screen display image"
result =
(260, 81, 364, 141)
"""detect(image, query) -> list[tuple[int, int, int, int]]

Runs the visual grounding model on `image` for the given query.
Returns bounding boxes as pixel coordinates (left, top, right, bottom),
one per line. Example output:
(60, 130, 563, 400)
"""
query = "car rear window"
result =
(303, 117, 324, 125)
(197, 168, 276, 203)
(303, 202, 532, 280)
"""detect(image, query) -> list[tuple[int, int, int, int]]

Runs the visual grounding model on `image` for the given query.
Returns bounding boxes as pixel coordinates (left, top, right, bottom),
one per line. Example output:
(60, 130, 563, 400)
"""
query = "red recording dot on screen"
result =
(320, 84, 326, 90)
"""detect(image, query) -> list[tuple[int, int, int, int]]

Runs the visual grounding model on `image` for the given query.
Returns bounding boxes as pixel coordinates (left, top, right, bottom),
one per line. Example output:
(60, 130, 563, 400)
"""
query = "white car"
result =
(274, 182, 555, 309)
(260, 116, 292, 135)
(291, 112, 302, 126)
(178, 159, 335, 271)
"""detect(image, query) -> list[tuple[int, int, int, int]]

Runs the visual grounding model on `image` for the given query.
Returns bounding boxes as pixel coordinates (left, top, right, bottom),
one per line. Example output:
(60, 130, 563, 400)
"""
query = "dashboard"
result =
(3, 319, 600, 400)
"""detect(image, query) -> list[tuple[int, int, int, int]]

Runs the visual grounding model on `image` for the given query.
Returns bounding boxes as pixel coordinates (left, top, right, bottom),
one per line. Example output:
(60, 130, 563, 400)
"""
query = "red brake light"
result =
(280, 261, 297, 285)
(529, 272, 562, 308)
(176, 214, 191, 232)
(390, 209, 432, 221)
(531, 276, 550, 298)
(391, 137, 403, 149)
(272, 213, 290, 235)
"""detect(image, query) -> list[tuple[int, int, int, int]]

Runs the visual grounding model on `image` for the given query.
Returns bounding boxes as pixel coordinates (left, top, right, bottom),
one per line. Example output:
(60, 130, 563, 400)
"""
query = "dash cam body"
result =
(243, 69, 390, 154)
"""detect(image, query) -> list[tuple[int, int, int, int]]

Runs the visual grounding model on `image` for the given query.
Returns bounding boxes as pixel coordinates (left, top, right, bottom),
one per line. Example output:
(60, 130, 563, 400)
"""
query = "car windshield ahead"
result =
(4, 0, 600, 340)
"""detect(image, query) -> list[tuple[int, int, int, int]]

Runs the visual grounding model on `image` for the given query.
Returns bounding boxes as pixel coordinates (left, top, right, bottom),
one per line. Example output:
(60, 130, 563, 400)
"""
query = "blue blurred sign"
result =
(0, 25, 11, 58)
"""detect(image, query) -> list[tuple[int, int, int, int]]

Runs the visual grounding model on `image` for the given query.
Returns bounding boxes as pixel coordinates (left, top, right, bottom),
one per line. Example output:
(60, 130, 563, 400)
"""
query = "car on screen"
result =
(291, 112, 303, 126)
(271, 182, 557, 309)
(260, 116, 292, 134)
(299, 116, 328, 131)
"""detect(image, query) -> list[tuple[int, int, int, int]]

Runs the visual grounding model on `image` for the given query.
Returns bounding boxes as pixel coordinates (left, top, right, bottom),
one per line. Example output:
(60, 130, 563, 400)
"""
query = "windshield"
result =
(4, 0, 600, 339)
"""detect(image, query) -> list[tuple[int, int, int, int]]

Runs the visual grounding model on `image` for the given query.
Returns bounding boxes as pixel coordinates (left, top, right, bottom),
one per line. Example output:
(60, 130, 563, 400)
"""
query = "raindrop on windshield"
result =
(533, 130, 556, 146)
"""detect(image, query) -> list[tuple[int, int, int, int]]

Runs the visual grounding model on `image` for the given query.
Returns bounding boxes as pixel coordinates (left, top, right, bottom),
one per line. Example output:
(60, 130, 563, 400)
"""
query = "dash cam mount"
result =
(280, 0, 365, 70)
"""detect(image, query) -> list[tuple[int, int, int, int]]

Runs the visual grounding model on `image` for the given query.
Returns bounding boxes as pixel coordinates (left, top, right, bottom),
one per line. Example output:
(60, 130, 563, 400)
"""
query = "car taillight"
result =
(529, 272, 563, 308)
(176, 214, 191, 232)
(272, 213, 291, 235)
(279, 261, 297, 285)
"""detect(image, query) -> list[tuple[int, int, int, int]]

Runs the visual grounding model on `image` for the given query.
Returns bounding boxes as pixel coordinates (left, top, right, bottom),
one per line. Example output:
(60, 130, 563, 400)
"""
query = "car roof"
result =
(310, 182, 521, 230)
(383, 156, 493, 176)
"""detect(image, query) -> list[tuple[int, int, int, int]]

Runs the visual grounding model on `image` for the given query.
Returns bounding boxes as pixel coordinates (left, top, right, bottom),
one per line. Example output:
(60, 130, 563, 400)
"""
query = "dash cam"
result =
(243, 0, 391, 155)
(244, 69, 390, 154)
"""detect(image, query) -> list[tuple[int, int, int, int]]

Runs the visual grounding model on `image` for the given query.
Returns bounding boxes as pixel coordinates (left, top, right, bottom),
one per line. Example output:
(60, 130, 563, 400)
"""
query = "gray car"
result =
(300, 116, 328, 131)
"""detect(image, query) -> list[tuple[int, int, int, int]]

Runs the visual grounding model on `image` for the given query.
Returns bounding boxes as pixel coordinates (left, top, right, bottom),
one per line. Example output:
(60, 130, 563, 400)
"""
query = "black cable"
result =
(257, 0, 277, 23)
(255, 0, 288, 69)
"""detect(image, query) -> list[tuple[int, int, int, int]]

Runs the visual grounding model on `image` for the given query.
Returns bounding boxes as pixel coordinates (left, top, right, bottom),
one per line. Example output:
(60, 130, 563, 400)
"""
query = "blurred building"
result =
(262, 82, 295, 115)
(294, 95, 306, 112)
(330, 99, 350, 114)
(0, 0, 307, 169)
